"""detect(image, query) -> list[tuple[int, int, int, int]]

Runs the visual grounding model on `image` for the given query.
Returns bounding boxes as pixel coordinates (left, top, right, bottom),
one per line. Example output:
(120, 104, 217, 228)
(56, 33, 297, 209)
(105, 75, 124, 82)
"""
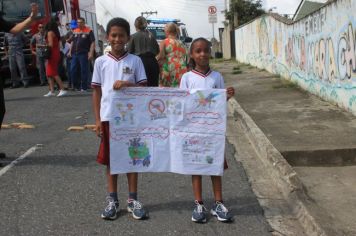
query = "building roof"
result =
(293, 0, 329, 21)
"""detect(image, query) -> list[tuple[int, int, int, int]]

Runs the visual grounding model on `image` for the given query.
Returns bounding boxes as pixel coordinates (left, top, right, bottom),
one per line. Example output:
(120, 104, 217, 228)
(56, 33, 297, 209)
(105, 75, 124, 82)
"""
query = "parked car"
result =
(146, 18, 192, 47)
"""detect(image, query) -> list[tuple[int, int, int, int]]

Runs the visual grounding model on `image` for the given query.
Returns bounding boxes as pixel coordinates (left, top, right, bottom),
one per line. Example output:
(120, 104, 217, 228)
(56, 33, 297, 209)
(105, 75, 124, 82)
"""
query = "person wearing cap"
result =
(68, 17, 95, 91)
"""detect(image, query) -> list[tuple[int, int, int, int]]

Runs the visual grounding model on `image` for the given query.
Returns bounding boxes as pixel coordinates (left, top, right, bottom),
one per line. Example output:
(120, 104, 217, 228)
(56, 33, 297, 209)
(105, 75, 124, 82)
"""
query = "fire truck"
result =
(0, 0, 99, 85)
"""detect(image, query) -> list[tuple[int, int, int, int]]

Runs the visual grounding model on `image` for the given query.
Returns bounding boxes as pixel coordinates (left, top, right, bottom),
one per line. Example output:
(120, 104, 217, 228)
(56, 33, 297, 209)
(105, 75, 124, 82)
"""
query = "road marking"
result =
(0, 144, 42, 177)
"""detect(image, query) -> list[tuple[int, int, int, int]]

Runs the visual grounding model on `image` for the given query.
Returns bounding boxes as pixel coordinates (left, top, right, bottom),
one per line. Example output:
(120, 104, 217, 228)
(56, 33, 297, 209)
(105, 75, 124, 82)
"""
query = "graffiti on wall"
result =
(235, 0, 356, 115)
(285, 23, 356, 84)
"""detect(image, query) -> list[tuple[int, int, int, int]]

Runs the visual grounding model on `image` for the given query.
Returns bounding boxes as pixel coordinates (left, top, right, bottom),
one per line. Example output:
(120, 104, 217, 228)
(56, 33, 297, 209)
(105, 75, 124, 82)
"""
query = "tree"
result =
(225, 0, 265, 27)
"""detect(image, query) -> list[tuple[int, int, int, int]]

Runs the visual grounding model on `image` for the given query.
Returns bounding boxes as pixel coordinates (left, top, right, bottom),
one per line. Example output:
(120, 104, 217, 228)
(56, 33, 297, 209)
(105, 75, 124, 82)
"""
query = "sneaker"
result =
(127, 199, 148, 220)
(192, 200, 207, 223)
(101, 197, 120, 220)
(43, 91, 56, 97)
(57, 90, 68, 97)
(210, 201, 233, 222)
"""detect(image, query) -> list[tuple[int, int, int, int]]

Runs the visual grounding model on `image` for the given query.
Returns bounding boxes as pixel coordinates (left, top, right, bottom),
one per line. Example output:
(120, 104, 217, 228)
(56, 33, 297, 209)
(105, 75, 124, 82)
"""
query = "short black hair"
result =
(106, 17, 130, 36)
(189, 37, 211, 54)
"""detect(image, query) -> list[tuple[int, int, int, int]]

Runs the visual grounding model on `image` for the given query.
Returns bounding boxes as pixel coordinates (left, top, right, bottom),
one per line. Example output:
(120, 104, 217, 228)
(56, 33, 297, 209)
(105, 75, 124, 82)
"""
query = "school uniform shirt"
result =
(91, 52, 147, 121)
(180, 68, 225, 90)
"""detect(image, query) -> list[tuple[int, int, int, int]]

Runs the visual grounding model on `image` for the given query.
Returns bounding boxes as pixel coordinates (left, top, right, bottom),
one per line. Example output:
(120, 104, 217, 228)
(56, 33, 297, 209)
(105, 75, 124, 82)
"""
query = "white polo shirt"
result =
(91, 52, 147, 121)
(180, 69, 225, 90)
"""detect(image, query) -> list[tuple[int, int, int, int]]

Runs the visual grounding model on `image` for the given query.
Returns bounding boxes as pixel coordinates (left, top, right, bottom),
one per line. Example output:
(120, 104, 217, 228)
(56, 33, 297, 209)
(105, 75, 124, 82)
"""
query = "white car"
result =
(146, 18, 192, 47)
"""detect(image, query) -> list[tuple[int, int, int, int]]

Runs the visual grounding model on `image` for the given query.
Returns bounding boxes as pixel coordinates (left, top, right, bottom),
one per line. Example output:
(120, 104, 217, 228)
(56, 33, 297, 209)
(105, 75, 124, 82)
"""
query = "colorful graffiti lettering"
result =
(338, 24, 356, 80)
(235, 3, 356, 115)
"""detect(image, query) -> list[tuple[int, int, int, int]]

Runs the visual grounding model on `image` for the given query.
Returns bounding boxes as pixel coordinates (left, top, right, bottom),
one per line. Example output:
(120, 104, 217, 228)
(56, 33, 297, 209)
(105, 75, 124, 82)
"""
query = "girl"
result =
(43, 17, 67, 97)
(180, 38, 235, 223)
(92, 17, 148, 220)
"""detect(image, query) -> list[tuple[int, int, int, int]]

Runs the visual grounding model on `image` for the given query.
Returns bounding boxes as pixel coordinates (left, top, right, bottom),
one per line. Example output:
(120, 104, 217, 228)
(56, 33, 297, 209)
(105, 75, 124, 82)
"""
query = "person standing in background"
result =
(4, 31, 29, 88)
(68, 17, 95, 91)
(30, 23, 47, 86)
(127, 16, 160, 87)
(43, 17, 67, 97)
(156, 23, 188, 87)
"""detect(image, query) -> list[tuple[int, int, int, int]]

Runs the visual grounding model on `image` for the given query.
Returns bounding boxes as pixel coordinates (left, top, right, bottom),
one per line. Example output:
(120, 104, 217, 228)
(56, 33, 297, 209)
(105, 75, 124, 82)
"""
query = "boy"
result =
(91, 18, 148, 220)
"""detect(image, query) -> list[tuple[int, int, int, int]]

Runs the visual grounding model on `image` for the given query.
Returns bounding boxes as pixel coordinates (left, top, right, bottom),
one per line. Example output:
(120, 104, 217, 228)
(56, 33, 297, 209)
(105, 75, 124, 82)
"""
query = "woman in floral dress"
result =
(156, 23, 188, 87)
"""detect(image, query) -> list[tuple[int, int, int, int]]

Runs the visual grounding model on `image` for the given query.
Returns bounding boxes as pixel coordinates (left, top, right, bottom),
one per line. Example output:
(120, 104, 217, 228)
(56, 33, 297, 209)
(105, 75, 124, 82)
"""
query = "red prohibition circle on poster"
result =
(148, 99, 165, 114)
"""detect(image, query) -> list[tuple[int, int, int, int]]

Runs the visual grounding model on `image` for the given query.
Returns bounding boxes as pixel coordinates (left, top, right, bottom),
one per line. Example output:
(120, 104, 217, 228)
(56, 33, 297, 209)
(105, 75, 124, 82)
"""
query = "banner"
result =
(109, 87, 226, 176)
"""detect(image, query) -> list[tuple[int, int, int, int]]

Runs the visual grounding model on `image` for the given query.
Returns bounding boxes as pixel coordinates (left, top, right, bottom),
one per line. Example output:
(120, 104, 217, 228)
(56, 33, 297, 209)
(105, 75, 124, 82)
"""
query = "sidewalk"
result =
(213, 60, 356, 236)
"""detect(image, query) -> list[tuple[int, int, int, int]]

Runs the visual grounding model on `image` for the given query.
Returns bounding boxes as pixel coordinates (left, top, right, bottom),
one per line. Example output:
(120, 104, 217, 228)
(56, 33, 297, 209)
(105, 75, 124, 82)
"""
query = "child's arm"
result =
(92, 86, 102, 137)
(226, 87, 235, 100)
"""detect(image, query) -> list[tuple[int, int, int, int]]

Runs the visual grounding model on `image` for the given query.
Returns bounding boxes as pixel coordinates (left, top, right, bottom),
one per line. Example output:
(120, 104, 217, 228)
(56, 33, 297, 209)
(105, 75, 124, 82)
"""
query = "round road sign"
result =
(208, 6, 217, 15)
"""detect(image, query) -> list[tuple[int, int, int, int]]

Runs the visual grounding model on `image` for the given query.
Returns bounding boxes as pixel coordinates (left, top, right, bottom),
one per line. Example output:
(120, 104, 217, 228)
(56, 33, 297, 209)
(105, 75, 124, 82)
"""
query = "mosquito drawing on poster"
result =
(196, 91, 219, 108)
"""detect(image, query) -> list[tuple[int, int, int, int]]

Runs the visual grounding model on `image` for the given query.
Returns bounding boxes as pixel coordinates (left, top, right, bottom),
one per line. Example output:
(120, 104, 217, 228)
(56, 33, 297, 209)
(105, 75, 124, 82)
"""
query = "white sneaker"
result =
(57, 90, 68, 97)
(44, 91, 56, 97)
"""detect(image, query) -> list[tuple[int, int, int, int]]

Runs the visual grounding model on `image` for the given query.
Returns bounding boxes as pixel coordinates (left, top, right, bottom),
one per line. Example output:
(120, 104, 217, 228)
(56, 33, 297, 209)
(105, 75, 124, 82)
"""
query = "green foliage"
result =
(226, 0, 265, 26)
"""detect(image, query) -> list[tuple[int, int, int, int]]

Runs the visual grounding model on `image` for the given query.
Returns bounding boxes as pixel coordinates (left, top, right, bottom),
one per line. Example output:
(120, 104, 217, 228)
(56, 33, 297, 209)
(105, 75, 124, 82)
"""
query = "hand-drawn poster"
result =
(109, 87, 226, 176)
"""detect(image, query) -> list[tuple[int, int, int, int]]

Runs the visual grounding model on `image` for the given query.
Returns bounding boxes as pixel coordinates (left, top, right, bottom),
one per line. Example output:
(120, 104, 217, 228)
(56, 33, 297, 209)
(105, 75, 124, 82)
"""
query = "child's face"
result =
(107, 26, 129, 54)
(190, 40, 210, 68)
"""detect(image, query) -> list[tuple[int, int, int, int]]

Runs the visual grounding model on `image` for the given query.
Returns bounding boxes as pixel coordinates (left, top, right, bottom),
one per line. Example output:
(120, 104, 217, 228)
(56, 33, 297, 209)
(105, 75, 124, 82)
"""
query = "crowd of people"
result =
(5, 15, 95, 98)
(1, 7, 236, 225)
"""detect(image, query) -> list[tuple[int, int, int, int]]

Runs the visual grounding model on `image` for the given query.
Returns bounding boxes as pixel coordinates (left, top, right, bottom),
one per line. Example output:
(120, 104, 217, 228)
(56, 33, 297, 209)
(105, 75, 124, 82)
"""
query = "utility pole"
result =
(141, 11, 158, 18)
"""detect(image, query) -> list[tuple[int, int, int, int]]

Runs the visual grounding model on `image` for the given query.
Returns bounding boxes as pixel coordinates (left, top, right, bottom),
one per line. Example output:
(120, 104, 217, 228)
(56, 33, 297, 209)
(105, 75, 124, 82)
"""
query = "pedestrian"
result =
(68, 17, 95, 91)
(56, 17, 67, 82)
(179, 37, 235, 223)
(30, 23, 47, 86)
(63, 34, 72, 89)
(4, 31, 29, 88)
(63, 21, 76, 89)
(43, 17, 67, 97)
(127, 16, 160, 87)
(91, 17, 148, 220)
(0, 3, 38, 160)
(156, 22, 188, 87)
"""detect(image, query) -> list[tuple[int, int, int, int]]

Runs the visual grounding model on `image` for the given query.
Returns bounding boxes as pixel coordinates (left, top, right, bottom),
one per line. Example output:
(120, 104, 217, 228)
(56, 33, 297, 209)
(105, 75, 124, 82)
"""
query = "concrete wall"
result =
(235, 0, 356, 115)
(222, 24, 232, 59)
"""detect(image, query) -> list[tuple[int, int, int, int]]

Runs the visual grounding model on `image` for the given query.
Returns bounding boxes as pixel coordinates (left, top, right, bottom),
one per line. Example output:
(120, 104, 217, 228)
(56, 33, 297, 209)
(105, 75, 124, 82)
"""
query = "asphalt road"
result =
(0, 86, 272, 236)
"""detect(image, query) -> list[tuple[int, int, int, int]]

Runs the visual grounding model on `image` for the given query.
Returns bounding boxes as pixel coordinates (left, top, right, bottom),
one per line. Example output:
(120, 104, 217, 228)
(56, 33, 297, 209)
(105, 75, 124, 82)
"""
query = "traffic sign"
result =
(209, 15, 217, 23)
(208, 6, 217, 15)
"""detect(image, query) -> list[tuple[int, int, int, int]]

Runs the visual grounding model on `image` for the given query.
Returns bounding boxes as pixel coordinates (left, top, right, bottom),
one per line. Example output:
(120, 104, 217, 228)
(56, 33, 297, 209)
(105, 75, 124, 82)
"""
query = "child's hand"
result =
(226, 87, 235, 100)
(113, 80, 131, 90)
(95, 121, 102, 137)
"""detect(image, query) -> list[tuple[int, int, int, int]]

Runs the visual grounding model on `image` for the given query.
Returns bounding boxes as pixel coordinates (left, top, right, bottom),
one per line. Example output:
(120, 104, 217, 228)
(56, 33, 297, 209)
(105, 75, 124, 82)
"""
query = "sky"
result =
(89, 0, 301, 40)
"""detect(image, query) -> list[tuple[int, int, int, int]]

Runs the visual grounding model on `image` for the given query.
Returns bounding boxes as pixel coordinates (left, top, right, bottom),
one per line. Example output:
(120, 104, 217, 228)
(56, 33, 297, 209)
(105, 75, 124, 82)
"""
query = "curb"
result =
(228, 98, 327, 236)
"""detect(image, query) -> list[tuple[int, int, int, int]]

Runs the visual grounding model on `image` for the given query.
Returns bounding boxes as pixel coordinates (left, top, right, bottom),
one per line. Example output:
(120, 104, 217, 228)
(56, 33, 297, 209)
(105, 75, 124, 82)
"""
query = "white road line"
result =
(0, 144, 42, 177)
